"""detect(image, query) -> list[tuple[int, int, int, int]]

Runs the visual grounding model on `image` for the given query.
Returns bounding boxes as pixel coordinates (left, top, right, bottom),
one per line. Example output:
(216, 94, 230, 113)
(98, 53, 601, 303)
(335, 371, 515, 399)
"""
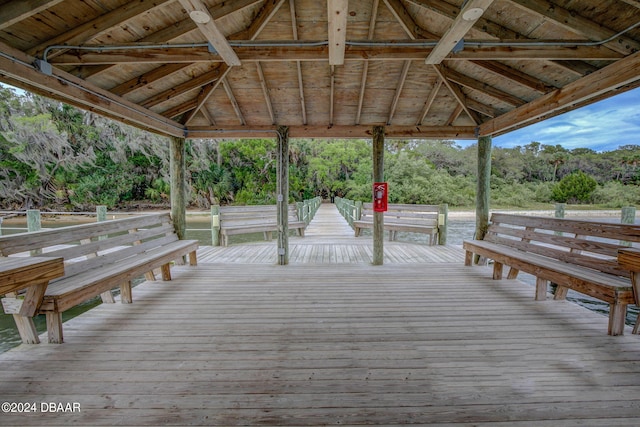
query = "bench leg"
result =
(100, 290, 115, 304)
(608, 302, 627, 336)
(464, 251, 473, 266)
(535, 277, 548, 300)
(46, 312, 63, 344)
(553, 285, 569, 300)
(492, 262, 503, 280)
(633, 314, 639, 335)
(161, 263, 172, 281)
(188, 251, 198, 266)
(120, 281, 133, 304)
(354, 227, 360, 237)
(507, 268, 519, 279)
(12, 314, 40, 344)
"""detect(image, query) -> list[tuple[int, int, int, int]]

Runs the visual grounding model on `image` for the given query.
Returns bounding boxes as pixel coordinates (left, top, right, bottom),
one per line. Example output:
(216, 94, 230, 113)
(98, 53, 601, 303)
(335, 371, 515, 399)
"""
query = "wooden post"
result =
(373, 125, 385, 266)
(27, 210, 41, 256)
(475, 136, 491, 243)
(96, 205, 107, 222)
(438, 203, 448, 245)
(277, 126, 289, 265)
(211, 205, 220, 246)
(170, 136, 186, 240)
(555, 203, 566, 218)
(621, 206, 636, 246)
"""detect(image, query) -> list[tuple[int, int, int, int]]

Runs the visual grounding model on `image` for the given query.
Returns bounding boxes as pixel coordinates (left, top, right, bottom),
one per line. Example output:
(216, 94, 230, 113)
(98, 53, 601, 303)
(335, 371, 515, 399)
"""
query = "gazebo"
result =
(0, 0, 639, 263)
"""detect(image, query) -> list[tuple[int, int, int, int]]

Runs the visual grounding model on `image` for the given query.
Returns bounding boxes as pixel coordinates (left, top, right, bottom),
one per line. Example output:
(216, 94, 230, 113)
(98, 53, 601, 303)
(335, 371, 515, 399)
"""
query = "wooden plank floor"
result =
(1, 205, 640, 425)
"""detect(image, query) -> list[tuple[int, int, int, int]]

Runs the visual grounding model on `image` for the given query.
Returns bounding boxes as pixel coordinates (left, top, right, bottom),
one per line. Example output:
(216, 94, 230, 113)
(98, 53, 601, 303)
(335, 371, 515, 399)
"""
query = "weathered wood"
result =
(170, 136, 186, 242)
(464, 213, 640, 335)
(372, 125, 384, 266)
(475, 135, 491, 244)
(277, 125, 290, 265)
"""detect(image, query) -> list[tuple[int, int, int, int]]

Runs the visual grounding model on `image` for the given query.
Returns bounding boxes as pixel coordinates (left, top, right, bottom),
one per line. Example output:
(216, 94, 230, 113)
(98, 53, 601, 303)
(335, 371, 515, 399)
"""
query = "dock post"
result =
(96, 205, 107, 222)
(170, 136, 187, 265)
(27, 209, 41, 256)
(438, 204, 448, 245)
(621, 206, 636, 246)
(211, 205, 220, 246)
(277, 126, 290, 265)
(475, 135, 491, 263)
(372, 125, 385, 266)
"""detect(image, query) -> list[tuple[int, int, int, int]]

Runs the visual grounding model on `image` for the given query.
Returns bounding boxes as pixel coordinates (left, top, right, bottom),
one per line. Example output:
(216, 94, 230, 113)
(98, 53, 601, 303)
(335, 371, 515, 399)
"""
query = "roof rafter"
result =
(256, 62, 276, 124)
(382, 0, 438, 39)
(387, 60, 411, 125)
(470, 60, 556, 94)
(221, 77, 246, 126)
(0, 0, 64, 31)
(444, 67, 527, 107)
(425, 0, 495, 64)
(355, 0, 379, 125)
(417, 77, 443, 125)
(110, 64, 190, 97)
(433, 64, 481, 125)
(290, 0, 307, 125)
(181, 65, 232, 124)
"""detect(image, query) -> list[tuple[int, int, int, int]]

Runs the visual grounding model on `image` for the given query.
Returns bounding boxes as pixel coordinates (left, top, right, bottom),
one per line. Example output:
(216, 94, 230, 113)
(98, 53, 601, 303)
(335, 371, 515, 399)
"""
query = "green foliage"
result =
(551, 171, 598, 204)
(592, 181, 640, 208)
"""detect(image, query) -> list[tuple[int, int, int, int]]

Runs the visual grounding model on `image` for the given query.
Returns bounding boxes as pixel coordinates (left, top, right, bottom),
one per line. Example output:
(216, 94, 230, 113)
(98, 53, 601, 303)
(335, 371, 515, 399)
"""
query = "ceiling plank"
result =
(256, 62, 276, 125)
(179, 0, 241, 66)
(509, 0, 640, 56)
(355, 0, 379, 125)
(28, 0, 173, 58)
(0, 42, 183, 137)
(470, 60, 556, 94)
(182, 65, 232, 124)
(425, 0, 495, 64)
(141, 65, 228, 109)
(382, 0, 438, 39)
(387, 60, 411, 125)
(444, 67, 527, 107)
(417, 78, 443, 125)
(221, 77, 246, 126)
(290, 0, 307, 125)
(230, 0, 287, 41)
(479, 50, 640, 136)
(110, 64, 190, 97)
(0, 0, 64, 31)
(53, 43, 623, 65)
(186, 125, 478, 139)
(328, 0, 349, 65)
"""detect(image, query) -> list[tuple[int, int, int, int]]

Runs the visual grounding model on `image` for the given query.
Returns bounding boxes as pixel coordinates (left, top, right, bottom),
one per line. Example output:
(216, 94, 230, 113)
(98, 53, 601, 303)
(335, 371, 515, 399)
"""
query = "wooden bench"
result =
(463, 213, 639, 335)
(353, 203, 443, 245)
(0, 213, 198, 344)
(217, 204, 306, 247)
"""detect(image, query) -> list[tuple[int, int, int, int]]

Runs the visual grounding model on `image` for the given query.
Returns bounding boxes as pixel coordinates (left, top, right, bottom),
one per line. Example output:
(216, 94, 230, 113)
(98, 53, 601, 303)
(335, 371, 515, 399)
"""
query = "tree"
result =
(551, 170, 597, 203)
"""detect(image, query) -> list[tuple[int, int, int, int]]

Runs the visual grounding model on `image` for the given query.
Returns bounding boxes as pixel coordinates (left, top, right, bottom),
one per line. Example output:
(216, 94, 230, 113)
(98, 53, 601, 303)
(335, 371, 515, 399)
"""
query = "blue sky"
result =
(460, 87, 640, 152)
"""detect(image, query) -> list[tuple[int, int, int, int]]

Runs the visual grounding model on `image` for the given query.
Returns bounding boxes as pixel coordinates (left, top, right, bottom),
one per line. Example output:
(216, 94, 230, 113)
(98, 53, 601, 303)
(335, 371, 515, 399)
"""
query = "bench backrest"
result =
(219, 204, 301, 227)
(486, 213, 640, 278)
(360, 203, 440, 226)
(0, 213, 179, 278)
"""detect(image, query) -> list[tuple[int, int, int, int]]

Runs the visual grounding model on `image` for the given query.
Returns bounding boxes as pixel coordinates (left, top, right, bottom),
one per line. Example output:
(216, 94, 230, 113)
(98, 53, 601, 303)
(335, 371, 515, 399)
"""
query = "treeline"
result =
(1, 87, 640, 210)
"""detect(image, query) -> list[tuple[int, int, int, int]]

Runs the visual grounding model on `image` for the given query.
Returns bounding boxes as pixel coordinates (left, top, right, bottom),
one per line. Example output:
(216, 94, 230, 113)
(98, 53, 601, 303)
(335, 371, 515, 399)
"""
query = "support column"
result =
(170, 136, 186, 241)
(373, 125, 385, 266)
(475, 135, 492, 244)
(277, 126, 290, 265)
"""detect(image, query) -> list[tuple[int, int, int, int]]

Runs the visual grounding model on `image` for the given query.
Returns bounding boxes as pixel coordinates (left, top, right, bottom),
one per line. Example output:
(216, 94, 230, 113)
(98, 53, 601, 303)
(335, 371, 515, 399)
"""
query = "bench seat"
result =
(463, 213, 639, 335)
(217, 204, 306, 246)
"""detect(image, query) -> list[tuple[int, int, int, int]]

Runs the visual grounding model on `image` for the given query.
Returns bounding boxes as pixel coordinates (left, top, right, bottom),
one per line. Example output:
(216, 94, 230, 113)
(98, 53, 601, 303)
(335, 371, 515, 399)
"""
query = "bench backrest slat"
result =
(0, 213, 172, 256)
(486, 213, 640, 278)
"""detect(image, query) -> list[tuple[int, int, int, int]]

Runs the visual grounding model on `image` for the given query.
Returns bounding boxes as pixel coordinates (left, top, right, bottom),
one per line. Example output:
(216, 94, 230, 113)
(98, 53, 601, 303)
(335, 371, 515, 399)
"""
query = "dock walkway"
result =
(1, 204, 640, 425)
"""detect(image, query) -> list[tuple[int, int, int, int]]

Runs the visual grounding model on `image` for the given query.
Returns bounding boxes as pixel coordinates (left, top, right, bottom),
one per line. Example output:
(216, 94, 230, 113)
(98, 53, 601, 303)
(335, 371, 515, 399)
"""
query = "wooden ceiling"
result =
(0, 0, 638, 140)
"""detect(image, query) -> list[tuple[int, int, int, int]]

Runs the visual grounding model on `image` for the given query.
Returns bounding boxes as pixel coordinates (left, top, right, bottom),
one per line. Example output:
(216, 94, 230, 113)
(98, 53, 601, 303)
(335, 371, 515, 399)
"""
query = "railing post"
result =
(96, 205, 107, 222)
(438, 204, 448, 245)
(211, 205, 220, 246)
(621, 206, 636, 247)
(27, 209, 41, 256)
(555, 203, 565, 218)
(355, 201, 363, 222)
(297, 201, 304, 224)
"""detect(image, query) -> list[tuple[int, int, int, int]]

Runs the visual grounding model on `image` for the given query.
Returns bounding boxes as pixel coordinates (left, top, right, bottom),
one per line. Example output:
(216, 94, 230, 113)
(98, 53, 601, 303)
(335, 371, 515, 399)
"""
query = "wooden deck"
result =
(1, 204, 640, 425)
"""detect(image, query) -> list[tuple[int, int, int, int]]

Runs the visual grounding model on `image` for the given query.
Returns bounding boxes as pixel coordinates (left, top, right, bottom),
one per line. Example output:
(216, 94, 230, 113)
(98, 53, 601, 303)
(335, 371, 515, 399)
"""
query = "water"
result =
(0, 215, 637, 352)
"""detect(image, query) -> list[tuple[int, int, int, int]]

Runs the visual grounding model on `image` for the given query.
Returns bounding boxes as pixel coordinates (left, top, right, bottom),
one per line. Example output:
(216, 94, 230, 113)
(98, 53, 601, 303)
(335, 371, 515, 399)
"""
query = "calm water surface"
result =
(0, 215, 637, 352)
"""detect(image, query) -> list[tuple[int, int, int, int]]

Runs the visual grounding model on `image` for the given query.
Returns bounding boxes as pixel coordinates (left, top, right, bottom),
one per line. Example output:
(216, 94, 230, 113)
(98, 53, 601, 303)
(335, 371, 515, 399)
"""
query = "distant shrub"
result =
(551, 171, 597, 203)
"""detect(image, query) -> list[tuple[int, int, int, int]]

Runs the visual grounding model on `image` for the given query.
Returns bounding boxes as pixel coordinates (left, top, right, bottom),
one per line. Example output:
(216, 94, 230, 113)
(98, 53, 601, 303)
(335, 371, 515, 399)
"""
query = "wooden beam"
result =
(199, 106, 216, 126)
(382, 0, 438, 39)
(425, 0, 495, 64)
(0, 0, 64, 31)
(446, 104, 464, 126)
(182, 65, 232, 124)
(417, 78, 443, 125)
(328, 0, 349, 65)
(170, 136, 187, 240)
(276, 125, 289, 265)
(110, 64, 190, 97)
(221, 77, 246, 126)
(470, 60, 556, 94)
(444, 67, 527, 107)
(186, 125, 478, 139)
(476, 135, 492, 243)
(179, 0, 240, 66)
(387, 60, 411, 125)
(356, 0, 379, 125)
(433, 64, 480, 125)
(53, 43, 622, 65)
(372, 125, 385, 266)
(28, 0, 173, 58)
(479, 50, 640, 136)
(141, 65, 228, 109)
(290, 0, 307, 125)
(230, 0, 286, 41)
(509, 0, 640, 56)
(0, 42, 184, 138)
(256, 62, 275, 125)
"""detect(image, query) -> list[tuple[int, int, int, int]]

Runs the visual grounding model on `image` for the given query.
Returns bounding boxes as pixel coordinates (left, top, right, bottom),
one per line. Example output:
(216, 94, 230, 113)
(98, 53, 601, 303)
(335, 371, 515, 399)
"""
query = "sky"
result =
(462, 86, 640, 152)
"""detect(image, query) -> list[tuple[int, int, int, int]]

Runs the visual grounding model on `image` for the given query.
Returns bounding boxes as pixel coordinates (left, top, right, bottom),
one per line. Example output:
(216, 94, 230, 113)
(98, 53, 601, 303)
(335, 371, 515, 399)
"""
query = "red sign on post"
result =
(373, 182, 388, 212)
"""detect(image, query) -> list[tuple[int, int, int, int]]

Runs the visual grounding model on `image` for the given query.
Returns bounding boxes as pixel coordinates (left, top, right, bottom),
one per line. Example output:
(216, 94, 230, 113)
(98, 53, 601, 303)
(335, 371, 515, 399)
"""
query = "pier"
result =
(1, 204, 640, 425)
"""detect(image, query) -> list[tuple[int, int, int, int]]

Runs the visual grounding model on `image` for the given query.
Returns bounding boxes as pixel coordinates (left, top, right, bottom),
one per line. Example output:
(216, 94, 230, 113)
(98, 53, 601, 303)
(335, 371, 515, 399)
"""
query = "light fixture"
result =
(189, 10, 211, 24)
(461, 7, 484, 21)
